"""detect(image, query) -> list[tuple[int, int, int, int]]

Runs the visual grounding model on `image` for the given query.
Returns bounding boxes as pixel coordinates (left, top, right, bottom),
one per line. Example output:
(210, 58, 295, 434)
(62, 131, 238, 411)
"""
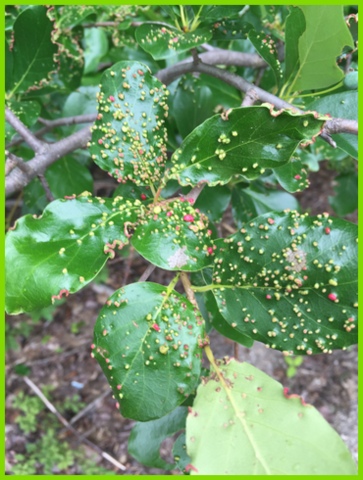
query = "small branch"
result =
(5, 107, 45, 153)
(323, 118, 358, 136)
(241, 88, 259, 107)
(6, 125, 92, 197)
(138, 264, 155, 282)
(69, 390, 110, 425)
(186, 182, 207, 203)
(5, 153, 33, 177)
(7, 114, 98, 149)
(23, 376, 126, 471)
(180, 272, 198, 308)
(37, 173, 55, 202)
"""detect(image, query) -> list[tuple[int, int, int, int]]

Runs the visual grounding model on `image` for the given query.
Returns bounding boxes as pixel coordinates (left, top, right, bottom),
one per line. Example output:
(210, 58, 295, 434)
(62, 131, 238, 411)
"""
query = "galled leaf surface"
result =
(211, 211, 357, 355)
(291, 6, 354, 91)
(186, 358, 357, 474)
(132, 198, 215, 272)
(6, 194, 143, 314)
(169, 106, 325, 187)
(273, 158, 309, 193)
(128, 406, 187, 469)
(89, 61, 168, 189)
(135, 23, 212, 60)
(93, 282, 205, 421)
(248, 29, 283, 88)
(7, 6, 57, 97)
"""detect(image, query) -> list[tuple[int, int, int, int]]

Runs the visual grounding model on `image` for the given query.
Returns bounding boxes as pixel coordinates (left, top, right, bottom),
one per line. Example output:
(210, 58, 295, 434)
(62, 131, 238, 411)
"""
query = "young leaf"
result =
(135, 23, 212, 60)
(132, 198, 215, 272)
(290, 6, 354, 92)
(186, 358, 357, 474)
(310, 91, 358, 159)
(211, 211, 357, 355)
(169, 106, 325, 187)
(89, 61, 169, 189)
(5, 194, 143, 314)
(7, 6, 58, 97)
(92, 282, 206, 421)
(128, 406, 187, 469)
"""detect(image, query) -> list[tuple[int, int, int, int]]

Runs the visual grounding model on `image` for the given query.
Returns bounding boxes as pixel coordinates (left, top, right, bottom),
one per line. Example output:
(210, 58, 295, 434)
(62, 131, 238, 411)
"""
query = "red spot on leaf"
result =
(109, 95, 115, 102)
(140, 193, 147, 200)
(294, 174, 301, 180)
(98, 139, 103, 145)
(328, 293, 337, 301)
(325, 227, 331, 234)
(152, 323, 161, 332)
(183, 214, 194, 222)
(185, 464, 199, 473)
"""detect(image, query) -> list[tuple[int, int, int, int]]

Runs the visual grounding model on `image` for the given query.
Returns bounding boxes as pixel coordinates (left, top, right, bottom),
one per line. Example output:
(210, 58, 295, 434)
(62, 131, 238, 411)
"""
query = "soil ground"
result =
(5, 162, 358, 474)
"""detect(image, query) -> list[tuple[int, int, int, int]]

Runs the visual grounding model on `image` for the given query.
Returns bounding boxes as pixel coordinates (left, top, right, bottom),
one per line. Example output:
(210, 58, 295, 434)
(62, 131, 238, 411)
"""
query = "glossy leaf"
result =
(273, 158, 309, 193)
(7, 6, 58, 97)
(135, 23, 212, 60)
(5, 194, 143, 314)
(132, 198, 215, 272)
(171, 74, 241, 139)
(169, 106, 325, 187)
(210, 211, 357, 355)
(211, 19, 251, 41)
(89, 61, 168, 188)
(231, 184, 300, 226)
(92, 282, 205, 421)
(192, 270, 254, 348)
(192, 185, 231, 223)
(200, 6, 243, 23)
(329, 173, 358, 216)
(56, 5, 96, 28)
(291, 6, 354, 91)
(56, 32, 84, 91)
(186, 358, 357, 474)
(128, 407, 187, 469)
(248, 29, 283, 88)
(284, 6, 306, 84)
(23, 157, 94, 214)
(310, 91, 358, 159)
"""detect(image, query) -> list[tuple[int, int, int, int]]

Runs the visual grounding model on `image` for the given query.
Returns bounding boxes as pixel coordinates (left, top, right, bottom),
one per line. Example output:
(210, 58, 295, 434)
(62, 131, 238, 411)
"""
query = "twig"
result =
(241, 88, 259, 107)
(23, 376, 126, 471)
(186, 182, 207, 203)
(233, 342, 240, 361)
(5, 107, 45, 153)
(6, 124, 92, 197)
(69, 390, 110, 425)
(138, 264, 155, 282)
(37, 173, 55, 202)
(7, 114, 98, 149)
(5, 153, 33, 177)
(180, 272, 198, 308)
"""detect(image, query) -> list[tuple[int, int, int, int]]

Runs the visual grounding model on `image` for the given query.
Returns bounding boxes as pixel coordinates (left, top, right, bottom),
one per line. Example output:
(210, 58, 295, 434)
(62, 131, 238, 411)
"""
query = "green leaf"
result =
(93, 282, 205, 421)
(186, 358, 357, 474)
(192, 185, 231, 223)
(5, 100, 41, 143)
(248, 29, 283, 88)
(231, 184, 300, 226)
(329, 173, 358, 216)
(56, 31, 84, 91)
(169, 106, 325, 187)
(192, 270, 253, 348)
(128, 407, 187, 469)
(200, 6, 243, 23)
(273, 158, 309, 193)
(173, 432, 190, 473)
(310, 91, 358, 159)
(89, 61, 169, 189)
(210, 210, 357, 355)
(211, 20, 251, 41)
(62, 86, 98, 135)
(132, 198, 215, 272)
(284, 6, 306, 84)
(23, 157, 94, 214)
(291, 6, 354, 92)
(171, 74, 241, 139)
(5, 194, 143, 314)
(56, 5, 96, 29)
(135, 23, 212, 60)
(83, 27, 108, 75)
(7, 6, 58, 98)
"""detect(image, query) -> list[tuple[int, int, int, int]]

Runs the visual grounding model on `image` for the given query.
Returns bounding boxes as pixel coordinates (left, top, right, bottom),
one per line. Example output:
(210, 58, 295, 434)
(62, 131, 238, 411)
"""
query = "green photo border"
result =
(2, 2, 360, 479)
